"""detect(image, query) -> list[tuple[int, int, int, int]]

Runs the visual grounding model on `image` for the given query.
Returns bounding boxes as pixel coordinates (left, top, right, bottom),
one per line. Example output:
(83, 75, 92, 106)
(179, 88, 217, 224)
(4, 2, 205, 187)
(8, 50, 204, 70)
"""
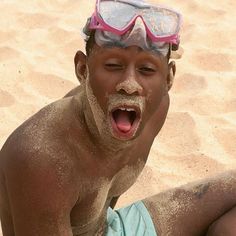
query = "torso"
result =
(0, 94, 158, 236)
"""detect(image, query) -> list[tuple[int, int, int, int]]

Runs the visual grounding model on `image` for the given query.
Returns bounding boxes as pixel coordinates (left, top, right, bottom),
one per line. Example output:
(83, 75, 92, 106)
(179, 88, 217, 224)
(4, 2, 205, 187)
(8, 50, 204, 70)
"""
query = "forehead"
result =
(88, 43, 168, 63)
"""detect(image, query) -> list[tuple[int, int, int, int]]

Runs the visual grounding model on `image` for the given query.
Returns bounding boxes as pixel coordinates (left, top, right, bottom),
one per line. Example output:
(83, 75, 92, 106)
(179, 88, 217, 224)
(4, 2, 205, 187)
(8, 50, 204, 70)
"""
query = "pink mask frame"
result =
(89, 0, 183, 45)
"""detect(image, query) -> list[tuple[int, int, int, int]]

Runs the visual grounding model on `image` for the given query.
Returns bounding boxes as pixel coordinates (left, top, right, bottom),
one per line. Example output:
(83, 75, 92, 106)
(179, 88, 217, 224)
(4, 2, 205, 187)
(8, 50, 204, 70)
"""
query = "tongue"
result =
(115, 110, 132, 133)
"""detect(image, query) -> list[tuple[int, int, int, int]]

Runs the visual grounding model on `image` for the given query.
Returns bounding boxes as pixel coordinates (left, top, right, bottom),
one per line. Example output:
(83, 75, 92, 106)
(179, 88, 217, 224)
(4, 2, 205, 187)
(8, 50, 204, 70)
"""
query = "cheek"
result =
(88, 70, 118, 109)
(145, 78, 167, 110)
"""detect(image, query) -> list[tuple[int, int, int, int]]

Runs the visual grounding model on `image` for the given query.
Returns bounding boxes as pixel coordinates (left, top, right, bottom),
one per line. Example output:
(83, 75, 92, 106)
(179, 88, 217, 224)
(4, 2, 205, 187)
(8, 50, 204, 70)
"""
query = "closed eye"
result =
(105, 63, 123, 71)
(138, 67, 156, 74)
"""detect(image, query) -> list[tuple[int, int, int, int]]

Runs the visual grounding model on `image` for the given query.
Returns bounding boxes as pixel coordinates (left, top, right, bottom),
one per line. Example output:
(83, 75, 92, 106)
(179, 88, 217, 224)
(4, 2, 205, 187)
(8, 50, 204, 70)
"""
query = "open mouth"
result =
(110, 106, 141, 139)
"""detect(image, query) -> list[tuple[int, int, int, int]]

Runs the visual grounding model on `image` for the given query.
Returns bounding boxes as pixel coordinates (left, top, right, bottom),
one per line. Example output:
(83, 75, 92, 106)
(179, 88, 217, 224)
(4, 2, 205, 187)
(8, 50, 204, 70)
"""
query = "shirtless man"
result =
(0, 0, 236, 235)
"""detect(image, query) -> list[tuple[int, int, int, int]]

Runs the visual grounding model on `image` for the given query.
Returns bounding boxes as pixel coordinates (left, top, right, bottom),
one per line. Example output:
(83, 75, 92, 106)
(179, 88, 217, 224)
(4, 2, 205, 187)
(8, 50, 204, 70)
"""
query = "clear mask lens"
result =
(143, 8, 179, 36)
(99, 0, 180, 37)
(100, 1, 136, 29)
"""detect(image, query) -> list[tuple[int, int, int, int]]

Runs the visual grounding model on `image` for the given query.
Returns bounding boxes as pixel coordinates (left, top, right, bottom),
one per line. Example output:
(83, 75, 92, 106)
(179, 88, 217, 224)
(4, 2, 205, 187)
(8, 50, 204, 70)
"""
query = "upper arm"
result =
(0, 169, 15, 236)
(4, 146, 78, 236)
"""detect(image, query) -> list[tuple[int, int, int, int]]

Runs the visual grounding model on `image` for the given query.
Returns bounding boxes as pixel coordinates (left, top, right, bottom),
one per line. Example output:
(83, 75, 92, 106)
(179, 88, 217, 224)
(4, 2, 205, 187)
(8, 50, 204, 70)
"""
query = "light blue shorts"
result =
(106, 201, 157, 236)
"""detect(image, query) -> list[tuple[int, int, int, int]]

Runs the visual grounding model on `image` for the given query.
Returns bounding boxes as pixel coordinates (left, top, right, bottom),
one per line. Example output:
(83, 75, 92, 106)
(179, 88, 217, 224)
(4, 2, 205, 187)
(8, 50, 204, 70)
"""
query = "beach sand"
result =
(0, 0, 236, 234)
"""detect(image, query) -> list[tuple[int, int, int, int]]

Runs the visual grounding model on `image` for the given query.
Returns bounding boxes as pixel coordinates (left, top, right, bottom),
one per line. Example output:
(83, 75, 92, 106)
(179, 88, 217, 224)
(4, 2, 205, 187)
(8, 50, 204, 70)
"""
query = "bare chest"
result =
(70, 155, 146, 235)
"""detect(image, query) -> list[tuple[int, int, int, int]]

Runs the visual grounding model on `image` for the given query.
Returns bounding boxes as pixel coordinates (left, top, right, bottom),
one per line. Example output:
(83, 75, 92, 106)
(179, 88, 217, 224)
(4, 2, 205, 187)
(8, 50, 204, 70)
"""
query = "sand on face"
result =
(0, 0, 236, 234)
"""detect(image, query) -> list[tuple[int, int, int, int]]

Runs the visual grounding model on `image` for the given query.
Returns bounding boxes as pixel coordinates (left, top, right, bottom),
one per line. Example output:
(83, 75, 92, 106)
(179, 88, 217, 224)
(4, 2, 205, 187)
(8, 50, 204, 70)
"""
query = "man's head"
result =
(74, 0, 181, 146)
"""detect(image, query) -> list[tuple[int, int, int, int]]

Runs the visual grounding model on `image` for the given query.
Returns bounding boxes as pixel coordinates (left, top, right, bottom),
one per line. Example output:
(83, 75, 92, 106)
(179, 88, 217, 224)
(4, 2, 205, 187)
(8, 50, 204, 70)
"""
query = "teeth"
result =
(119, 108, 135, 112)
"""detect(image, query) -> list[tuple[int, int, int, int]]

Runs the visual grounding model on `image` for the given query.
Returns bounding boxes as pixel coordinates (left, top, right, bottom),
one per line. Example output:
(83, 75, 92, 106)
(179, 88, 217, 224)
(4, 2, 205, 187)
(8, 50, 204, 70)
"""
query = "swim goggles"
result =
(83, 0, 182, 55)
(89, 0, 182, 43)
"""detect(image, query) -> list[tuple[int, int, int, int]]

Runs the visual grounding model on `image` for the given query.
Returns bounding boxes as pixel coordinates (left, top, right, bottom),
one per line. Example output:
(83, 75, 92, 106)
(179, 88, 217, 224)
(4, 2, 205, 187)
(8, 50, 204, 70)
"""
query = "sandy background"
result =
(0, 0, 236, 234)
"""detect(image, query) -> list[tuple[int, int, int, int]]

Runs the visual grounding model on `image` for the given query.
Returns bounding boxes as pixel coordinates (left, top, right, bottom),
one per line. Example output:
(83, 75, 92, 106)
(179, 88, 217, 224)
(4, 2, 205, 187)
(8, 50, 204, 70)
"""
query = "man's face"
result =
(78, 44, 173, 142)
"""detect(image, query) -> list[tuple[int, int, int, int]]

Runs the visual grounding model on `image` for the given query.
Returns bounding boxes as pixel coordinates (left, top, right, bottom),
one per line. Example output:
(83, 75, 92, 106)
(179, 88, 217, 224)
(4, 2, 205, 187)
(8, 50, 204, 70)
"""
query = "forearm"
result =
(144, 170, 236, 236)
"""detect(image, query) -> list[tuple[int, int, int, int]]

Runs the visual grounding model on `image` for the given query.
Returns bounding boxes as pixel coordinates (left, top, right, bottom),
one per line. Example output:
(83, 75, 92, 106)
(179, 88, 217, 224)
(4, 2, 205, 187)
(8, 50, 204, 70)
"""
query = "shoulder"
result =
(64, 85, 83, 98)
(0, 96, 82, 175)
(0, 93, 87, 194)
(0, 98, 81, 207)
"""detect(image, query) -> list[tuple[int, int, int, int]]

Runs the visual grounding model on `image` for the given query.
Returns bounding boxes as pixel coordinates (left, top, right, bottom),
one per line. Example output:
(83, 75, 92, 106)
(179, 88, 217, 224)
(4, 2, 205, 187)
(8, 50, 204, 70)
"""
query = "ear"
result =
(167, 61, 176, 91)
(74, 51, 87, 84)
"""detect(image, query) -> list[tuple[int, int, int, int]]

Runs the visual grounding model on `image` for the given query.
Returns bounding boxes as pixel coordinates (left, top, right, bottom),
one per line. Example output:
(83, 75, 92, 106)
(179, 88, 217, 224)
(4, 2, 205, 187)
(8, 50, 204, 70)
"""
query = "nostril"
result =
(118, 89, 139, 96)
(118, 89, 128, 95)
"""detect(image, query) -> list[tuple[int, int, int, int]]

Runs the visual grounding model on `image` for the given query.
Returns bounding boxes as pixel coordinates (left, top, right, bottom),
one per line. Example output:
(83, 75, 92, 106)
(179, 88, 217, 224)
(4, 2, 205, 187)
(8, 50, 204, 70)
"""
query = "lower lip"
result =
(110, 115, 141, 140)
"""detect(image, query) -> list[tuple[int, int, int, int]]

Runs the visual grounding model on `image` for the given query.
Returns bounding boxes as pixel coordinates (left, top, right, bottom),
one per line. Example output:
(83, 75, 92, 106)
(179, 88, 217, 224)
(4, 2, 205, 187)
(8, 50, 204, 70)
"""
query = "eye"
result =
(138, 66, 156, 75)
(105, 63, 122, 68)
(104, 63, 124, 71)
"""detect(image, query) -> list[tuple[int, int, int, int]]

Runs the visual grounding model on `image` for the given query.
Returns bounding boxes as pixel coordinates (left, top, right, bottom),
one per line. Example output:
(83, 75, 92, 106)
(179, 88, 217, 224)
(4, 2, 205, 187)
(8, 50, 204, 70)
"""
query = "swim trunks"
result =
(106, 201, 157, 236)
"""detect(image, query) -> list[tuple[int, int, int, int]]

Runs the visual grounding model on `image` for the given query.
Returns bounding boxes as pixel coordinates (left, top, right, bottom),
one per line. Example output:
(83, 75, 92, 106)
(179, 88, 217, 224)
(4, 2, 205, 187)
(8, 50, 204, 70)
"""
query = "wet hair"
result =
(85, 30, 171, 61)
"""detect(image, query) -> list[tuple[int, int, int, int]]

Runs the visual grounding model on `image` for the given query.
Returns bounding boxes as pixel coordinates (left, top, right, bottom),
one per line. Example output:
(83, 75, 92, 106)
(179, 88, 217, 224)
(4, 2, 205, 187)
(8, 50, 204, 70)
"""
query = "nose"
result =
(116, 68, 143, 95)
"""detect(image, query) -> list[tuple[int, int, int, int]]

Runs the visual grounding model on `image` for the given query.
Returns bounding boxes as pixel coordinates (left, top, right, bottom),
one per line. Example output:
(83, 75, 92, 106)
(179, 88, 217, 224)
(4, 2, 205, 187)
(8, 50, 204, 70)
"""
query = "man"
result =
(0, 0, 236, 235)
